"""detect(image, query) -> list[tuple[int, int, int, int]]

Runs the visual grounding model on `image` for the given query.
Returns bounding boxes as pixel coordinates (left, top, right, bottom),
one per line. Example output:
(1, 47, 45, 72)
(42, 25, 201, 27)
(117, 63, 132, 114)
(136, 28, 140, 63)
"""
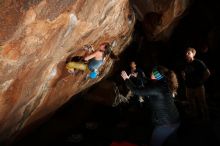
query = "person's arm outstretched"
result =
(84, 51, 99, 61)
(121, 71, 159, 97)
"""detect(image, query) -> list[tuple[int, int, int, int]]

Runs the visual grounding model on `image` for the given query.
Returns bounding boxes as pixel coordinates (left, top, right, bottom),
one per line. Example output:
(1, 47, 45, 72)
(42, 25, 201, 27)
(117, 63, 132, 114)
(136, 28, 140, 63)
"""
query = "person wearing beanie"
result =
(121, 66, 180, 146)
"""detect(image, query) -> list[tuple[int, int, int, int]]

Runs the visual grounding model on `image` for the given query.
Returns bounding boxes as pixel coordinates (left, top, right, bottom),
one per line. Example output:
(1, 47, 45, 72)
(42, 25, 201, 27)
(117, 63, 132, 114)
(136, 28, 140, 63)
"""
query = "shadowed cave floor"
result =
(13, 90, 220, 146)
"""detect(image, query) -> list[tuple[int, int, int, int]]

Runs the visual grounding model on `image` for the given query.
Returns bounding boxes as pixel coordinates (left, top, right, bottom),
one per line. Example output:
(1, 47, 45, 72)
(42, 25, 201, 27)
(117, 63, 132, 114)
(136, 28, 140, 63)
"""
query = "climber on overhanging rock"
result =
(66, 42, 111, 79)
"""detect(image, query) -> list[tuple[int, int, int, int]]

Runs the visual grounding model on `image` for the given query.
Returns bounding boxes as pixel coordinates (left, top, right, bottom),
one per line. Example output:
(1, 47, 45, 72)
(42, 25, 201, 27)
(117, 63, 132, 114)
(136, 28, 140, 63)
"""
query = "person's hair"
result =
(156, 66, 179, 96)
(186, 47, 196, 55)
(130, 61, 136, 66)
(100, 42, 111, 57)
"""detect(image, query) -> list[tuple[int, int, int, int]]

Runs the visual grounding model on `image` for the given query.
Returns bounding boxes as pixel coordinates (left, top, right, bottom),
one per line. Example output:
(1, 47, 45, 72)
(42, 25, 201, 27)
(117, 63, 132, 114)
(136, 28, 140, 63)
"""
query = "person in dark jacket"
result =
(127, 61, 148, 107)
(121, 65, 180, 146)
(128, 61, 147, 88)
(182, 47, 210, 120)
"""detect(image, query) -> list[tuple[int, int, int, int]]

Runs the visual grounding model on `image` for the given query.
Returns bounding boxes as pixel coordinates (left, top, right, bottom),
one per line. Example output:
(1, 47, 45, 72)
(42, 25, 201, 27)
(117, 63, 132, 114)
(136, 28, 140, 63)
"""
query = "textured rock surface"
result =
(0, 0, 135, 142)
(0, 0, 190, 143)
(132, 0, 190, 41)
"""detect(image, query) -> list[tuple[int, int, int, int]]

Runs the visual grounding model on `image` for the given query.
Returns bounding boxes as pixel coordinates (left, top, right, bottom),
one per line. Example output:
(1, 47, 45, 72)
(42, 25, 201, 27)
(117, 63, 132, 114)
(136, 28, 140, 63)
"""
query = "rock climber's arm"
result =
(84, 51, 98, 61)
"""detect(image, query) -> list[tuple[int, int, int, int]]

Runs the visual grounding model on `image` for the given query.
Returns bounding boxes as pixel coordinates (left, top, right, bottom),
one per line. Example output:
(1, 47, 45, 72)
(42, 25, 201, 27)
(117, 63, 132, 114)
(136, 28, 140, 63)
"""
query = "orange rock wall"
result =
(0, 0, 135, 142)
